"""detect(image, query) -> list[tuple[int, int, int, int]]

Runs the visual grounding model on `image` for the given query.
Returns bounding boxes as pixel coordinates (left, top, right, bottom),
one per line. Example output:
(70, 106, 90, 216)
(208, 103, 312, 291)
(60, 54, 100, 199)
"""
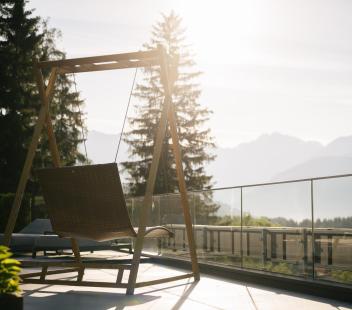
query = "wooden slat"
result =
(22, 271, 194, 290)
(58, 59, 159, 74)
(22, 278, 128, 289)
(135, 273, 194, 288)
(38, 50, 159, 69)
(40, 266, 48, 280)
(70, 238, 84, 280)
(116, 268, 124, 284)
(21, 268, 80, 279)
(21, 261, 131, 269)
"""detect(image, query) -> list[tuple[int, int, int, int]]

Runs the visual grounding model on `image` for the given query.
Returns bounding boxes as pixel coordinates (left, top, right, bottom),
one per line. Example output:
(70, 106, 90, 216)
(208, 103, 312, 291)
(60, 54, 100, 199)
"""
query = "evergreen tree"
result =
(0, 0, 43, 193)
(122, 11, 215, 197)
(33, 22, 87, 170)
(0, 1, 86, 206)
(30, 22, 87, 204)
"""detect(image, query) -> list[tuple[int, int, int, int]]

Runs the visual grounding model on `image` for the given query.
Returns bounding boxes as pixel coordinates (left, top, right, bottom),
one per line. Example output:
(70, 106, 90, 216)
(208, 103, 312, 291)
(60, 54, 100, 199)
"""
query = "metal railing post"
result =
(310, 179, 315, 279)
(240, 187, 243, 268)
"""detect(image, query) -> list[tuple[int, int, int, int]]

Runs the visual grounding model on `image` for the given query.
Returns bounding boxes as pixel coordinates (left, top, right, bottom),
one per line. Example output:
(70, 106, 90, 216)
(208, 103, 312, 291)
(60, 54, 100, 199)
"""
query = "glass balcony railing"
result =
(127, 173, 352, 286)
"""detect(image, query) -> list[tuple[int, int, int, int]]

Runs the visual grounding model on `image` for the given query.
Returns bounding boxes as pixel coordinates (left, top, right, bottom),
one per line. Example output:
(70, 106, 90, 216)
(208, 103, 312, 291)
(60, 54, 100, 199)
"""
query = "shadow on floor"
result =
(24, 290, 160, 310)
(244, 281, 352, 309)
(170, 281, 198, 310)
(138, 279, 199, 310)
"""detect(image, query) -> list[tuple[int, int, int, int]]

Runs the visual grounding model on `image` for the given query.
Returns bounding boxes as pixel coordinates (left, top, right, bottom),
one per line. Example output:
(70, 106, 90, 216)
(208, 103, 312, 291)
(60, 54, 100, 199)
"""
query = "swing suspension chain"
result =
(72, 73, 89, 164)
(71, 68, 137, 164)
(114, 67, 138, 163)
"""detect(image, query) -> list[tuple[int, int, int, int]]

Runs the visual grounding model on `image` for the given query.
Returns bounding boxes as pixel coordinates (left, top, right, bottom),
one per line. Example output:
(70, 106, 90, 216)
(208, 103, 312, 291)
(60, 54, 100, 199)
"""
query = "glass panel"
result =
(194, 188, 242, 268)
(127, 196, 161, 254)
(157, 188, 242, 268)
(313, 177, 352, 285)
(158, 189, 242, 267)
(242, 181, 312, 278)
(159, 193, 190, 259)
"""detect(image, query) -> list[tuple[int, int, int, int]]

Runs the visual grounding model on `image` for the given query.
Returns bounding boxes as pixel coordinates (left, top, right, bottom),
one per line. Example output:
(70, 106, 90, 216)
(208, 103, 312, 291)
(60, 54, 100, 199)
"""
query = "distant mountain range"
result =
(80, 131, 352, 220)
(82, 130, 352, 187)
(208, 133, 352, 187)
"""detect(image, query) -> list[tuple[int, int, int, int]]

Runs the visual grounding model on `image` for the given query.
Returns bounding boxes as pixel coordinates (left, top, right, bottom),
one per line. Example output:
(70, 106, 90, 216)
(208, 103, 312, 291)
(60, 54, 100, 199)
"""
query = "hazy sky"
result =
(29, 0, 352, 147)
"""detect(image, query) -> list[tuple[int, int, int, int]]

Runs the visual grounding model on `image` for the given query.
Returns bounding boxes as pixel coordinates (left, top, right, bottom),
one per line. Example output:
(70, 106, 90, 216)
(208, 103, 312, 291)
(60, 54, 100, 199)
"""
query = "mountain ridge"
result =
(81, 130, 352, 187)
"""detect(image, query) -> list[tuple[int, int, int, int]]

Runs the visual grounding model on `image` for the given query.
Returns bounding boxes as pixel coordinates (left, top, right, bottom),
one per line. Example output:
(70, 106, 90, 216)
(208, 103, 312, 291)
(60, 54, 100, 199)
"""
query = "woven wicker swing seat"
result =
(37, 163, 173, 242)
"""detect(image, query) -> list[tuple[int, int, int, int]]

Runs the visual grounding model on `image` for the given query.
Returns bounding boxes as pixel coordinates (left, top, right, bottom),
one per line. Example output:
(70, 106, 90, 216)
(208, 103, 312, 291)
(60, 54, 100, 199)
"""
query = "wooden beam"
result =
(22, 272, 194, 290)
(162, 53, 200, 280)
(135, 273, 194, 288)
(45, 68, 58, 101)
(126, 45, 172, 295)
(40, 266, 48, 280)
(71, 238, 84, 281)
(116, 268, 124, 284)
(38, 50, 159, 69)
(45, 110, 61, 165)
(21, 261, 131, 269)
(2, 63, 57, 246)
(36, 67, 85, 275)
(22, 278, 129, 289)
(21, 268, 80, 279)
(38, 68, 61, 166)
(57, 59, 159, 74)
(167, 105, 200, 280)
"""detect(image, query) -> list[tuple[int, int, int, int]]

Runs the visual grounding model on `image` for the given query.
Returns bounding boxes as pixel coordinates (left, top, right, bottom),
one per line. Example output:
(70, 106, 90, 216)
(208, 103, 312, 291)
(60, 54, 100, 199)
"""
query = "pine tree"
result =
(33, 22, 87, 170)
(0, 1, 86, 206)
(0, 0, 43, 193)
(122, 11, 215, 197)
(29, 22, 88, 203)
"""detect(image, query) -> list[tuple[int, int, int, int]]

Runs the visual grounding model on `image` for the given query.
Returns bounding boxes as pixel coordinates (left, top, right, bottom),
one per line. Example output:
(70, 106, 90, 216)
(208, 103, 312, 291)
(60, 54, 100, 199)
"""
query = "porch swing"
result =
(38, 67, 173, 242)
(3, 45, 200, 295)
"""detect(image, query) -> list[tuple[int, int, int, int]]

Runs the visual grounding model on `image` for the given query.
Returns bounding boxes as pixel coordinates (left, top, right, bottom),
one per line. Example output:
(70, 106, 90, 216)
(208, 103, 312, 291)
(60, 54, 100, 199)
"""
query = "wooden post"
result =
(126, 45, 200, 294)
(126, 46, 174, 295)
(35, 66, 84, 273)
(262, 228, 268, 266)
(327, 234, 333, 265)
(231, 230, 235, 255)
(210, 230, 214, 252)
(203, 226, 208, 252)
(271, 230, 277, 260)
(34, 67, 60, 167)
(183, 228, 186, 250)
(282, 232, 287, 260)
(314, 234, 322, 264)
(165, 61, 200, 280)
(3, 64, 57, 246)
(302, 228, 308, 274)
(217, 231, 221, 252)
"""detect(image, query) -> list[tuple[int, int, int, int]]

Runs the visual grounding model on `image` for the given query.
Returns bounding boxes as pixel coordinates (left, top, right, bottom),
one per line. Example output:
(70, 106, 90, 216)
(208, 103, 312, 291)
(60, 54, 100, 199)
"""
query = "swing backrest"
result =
(37, 163, 136, 241)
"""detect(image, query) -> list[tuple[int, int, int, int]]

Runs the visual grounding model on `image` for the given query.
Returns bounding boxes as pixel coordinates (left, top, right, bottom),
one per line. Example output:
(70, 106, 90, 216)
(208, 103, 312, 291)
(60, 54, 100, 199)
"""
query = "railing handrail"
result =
(128, 172, 352, 199)
(202, 172, 352, 192)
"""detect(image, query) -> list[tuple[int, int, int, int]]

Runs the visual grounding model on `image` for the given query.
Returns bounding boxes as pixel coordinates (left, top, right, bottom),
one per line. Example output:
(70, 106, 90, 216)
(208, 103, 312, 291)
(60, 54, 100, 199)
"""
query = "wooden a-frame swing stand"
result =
(3, 45, 200, 295)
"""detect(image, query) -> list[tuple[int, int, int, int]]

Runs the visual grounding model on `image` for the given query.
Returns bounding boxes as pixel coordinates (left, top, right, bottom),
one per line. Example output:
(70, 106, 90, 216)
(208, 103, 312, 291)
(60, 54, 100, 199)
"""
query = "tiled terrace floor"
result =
(20, 252, 352, 310)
